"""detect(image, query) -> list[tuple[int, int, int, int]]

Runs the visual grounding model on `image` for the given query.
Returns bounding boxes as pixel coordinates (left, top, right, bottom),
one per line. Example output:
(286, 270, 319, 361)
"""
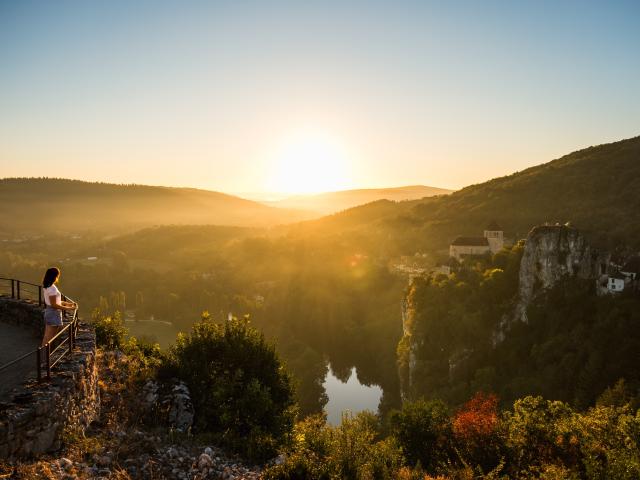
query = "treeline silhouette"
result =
(0, 177, 313, 235)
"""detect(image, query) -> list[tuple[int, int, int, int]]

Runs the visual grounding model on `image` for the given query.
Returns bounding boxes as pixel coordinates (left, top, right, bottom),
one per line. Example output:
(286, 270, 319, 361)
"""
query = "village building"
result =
(606, 257, 640, 293)
(449, 221, 504, 261)
(607, 273, 626, 293)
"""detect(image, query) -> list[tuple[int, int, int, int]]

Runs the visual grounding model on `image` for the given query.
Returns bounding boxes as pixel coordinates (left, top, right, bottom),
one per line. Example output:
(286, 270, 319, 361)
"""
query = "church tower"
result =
(483, 221, 504, 254)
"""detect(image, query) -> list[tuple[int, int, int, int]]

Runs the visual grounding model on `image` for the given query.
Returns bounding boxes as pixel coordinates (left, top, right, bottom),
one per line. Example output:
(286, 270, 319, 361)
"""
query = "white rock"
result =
(198, 453, 213, 469)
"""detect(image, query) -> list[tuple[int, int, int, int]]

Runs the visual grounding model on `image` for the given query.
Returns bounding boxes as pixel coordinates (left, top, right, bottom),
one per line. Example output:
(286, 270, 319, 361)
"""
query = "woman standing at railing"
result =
(41, 267, 76, 346)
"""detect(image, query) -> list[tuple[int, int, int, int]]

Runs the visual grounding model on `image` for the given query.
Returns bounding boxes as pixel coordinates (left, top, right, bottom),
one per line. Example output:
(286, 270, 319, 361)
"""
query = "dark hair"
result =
(42, 267, 60, 288)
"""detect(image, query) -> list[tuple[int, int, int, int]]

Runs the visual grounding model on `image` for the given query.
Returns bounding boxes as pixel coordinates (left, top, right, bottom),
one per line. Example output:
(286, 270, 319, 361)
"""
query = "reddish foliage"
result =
(452, 392, 499, 440)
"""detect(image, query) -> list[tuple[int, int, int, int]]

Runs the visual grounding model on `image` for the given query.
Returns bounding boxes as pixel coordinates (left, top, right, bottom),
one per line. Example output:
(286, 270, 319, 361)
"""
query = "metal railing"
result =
(0, 277, 79, 382)
(0, 277, 44, 305)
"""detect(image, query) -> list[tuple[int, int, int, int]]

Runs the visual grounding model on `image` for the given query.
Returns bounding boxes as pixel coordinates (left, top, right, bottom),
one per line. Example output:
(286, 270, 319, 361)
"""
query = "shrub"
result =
(503, 396, 576, 472)
(574, 405, 640, 479)
(91, 309, 164, 368)
(452, 392, 505, 472)
(91, 308, 128, 349)
(167, 314, 296, 462)
(263, 412, 403, 480)
(389, 398, 453, 473)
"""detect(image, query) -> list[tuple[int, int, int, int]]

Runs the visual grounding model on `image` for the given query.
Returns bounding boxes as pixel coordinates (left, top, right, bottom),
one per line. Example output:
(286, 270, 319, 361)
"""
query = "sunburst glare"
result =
(265, 130, 353, 195)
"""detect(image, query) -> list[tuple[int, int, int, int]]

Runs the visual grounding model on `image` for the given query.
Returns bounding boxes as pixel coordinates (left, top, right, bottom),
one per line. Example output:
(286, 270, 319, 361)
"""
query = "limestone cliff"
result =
(496, 224, 609, 342)
(399, 224, 610, 400)
(399, 294, 417, 401)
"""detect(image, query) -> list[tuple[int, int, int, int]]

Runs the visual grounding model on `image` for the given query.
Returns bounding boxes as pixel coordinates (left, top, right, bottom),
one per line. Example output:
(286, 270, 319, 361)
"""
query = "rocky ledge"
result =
(33, 440, 262, 480)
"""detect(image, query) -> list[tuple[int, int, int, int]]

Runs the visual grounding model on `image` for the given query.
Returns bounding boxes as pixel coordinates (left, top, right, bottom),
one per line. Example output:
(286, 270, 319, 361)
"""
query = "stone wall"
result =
(0, 298, 99, 459)
(0, 297, 45, 336)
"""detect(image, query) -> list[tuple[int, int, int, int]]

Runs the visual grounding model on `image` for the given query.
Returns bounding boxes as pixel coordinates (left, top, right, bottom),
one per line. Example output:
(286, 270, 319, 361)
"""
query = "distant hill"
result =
(265, 185, 452, 215)
(0, 178, 314, 235)
(292, 135, 640, 253)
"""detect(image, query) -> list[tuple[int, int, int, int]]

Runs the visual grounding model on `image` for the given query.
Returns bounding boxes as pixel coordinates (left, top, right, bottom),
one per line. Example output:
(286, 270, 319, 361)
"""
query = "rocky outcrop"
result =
(6, 441, 262, 479)
(399, 296, 417, 401)
(495, 224, 609, 342)
(142, 379, 195, 433)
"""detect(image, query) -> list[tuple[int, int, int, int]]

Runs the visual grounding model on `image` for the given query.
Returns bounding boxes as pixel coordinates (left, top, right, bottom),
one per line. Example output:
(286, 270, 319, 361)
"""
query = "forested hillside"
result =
(0, 178, 313, 235)
(408, 135, 640, 250)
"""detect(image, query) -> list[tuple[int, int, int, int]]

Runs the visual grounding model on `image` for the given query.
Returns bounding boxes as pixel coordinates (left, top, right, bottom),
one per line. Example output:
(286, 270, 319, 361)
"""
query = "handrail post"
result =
(36, 348, 42, 382)
(11, 279, 15, 299)
(68, 323, 73, 355)
(46, 343, 51, 380)
(16, 280, 20, 300)
(38, 285, 42, 306)
(73, 314, 77, 348)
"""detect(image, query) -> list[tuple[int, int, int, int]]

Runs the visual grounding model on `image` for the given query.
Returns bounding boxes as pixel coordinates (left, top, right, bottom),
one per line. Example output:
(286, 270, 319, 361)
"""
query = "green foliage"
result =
(573, 405, 640, 480)
(265, 390, 640, 478)
(500, 396, 640, 479)
(90, 309, 164, 368)
(166, 314, 296, 462)
(263, 412, 403, 480)
(399, 245, 523, 404)
(403, 240, 640, 410)
(504, 396, 576, 471)
(91, 309, 128, 350)
(389, 398, 452, 472)
(597, 379, 640, 411)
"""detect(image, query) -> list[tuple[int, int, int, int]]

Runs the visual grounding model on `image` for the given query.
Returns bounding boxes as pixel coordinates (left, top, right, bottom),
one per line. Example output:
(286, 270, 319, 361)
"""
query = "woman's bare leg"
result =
(41, 325, 62, 347)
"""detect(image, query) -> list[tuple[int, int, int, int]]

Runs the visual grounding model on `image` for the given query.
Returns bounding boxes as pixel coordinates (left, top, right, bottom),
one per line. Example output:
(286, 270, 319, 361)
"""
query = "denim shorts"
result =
(44, 307, 63, 327)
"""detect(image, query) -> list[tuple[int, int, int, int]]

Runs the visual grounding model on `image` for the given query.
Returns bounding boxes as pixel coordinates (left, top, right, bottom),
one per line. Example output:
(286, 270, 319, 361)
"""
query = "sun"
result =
(265, 130, 353, 195)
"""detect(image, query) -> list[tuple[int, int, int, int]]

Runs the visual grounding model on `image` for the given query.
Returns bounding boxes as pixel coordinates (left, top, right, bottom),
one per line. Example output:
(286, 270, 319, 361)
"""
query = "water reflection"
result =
(323, 366, 383, 425)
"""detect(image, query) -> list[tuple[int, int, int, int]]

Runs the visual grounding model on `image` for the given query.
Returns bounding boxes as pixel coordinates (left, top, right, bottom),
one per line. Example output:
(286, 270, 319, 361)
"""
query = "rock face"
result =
(168, 382, 195, 433)
(495, 225, 609, 342)
(399, 296, 417, 401)
(142, 379, 194, 433)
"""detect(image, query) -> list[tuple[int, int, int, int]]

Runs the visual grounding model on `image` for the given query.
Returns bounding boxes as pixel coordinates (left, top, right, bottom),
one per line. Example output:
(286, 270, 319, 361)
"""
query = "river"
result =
(322, 366, 383, 425)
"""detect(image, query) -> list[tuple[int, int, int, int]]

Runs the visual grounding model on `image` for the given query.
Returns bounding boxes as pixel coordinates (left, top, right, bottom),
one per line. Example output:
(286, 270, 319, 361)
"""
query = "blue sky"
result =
(1, 0, 639, 195)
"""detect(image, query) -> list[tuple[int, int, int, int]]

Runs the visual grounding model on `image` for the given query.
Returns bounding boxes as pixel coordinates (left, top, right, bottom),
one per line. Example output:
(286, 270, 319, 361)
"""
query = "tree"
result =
(389, 398, 452, 472)
(168, 314, 297, 461)
(452, 392, 504, 472)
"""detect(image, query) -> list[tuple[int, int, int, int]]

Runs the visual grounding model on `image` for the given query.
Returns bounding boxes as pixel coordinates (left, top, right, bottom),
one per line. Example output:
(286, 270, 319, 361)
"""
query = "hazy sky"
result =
(1, 0, 639, 196)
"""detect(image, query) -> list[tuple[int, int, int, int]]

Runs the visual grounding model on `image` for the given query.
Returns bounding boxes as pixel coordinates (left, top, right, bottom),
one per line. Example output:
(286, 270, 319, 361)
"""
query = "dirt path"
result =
(0, 321, 40, 400)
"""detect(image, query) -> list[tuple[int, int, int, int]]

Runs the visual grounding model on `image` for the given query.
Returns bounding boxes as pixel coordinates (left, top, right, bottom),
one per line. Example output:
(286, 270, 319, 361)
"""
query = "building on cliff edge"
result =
(449, 221, 504, 261)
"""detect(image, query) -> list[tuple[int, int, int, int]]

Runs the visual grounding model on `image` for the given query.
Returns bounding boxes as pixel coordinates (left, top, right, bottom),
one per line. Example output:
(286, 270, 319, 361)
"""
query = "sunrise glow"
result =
(264, 131, 353, 195)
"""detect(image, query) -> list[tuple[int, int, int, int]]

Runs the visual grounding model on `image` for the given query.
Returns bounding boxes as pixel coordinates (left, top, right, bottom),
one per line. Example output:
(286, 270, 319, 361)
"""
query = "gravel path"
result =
(0, 321, 40, 400)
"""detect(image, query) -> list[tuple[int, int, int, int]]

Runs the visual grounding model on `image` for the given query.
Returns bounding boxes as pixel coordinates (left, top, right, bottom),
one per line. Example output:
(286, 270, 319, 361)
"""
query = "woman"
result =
(41, 267, 77, 347)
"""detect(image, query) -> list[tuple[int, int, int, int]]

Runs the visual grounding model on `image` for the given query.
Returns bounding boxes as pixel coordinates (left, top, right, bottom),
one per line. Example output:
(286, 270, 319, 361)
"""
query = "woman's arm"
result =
(49, 295, 76, 311)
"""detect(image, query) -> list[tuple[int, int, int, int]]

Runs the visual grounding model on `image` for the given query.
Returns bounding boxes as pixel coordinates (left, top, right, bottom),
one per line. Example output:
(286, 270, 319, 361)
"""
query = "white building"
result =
(449, 222, 505, 261)
(607, 274, 625, 293)
(606, 258, 640, 293)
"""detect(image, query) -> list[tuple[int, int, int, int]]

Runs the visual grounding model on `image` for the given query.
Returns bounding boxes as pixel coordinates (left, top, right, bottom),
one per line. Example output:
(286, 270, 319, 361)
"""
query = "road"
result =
(0, 321, 40, 400)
